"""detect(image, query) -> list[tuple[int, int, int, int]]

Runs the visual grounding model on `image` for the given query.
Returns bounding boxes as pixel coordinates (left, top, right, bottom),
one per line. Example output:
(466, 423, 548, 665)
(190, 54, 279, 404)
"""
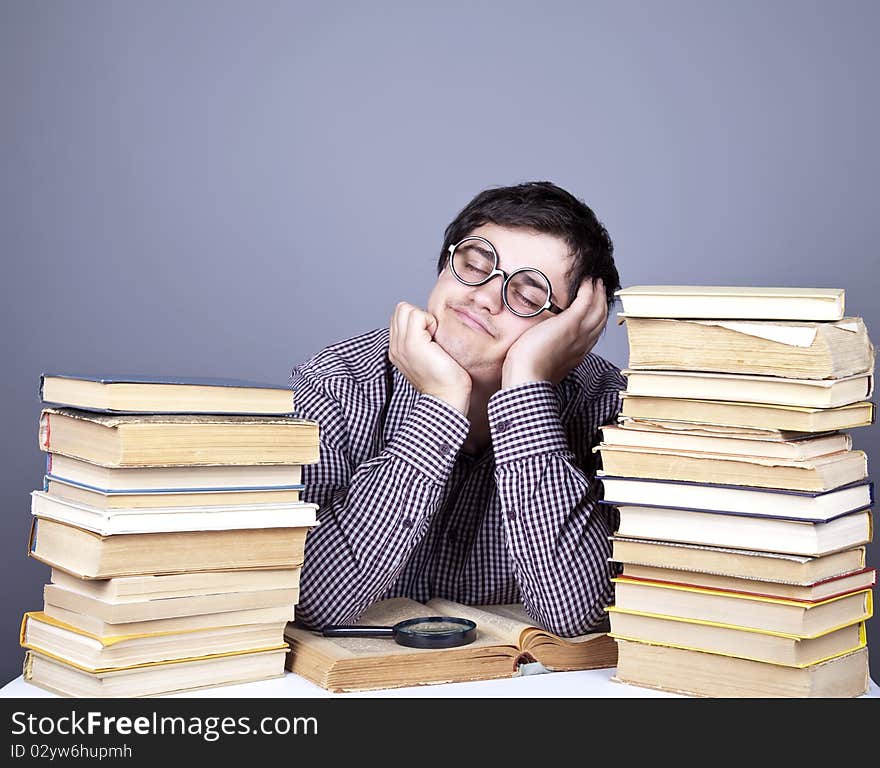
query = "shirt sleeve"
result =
(290, 363, 470, 629)
(488, 376, 623, 637)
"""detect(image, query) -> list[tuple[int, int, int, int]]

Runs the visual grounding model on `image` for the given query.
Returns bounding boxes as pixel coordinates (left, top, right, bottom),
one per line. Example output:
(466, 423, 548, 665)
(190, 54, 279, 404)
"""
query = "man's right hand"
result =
(389, 302, 472, 416)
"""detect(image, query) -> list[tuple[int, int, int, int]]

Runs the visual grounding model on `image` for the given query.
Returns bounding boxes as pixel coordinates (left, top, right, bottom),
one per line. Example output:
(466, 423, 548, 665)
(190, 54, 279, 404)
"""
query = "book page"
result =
(425, 598, 528, 646)
(285, 597, 515, 660)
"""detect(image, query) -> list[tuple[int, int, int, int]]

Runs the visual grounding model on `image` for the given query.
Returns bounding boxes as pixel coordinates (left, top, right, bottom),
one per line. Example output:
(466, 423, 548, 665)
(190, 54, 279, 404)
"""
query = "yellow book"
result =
(22, 647, 287, 698)
(20, 611, 288, 672)
(610, 577, 873, 638)
(607, 609, 867, 668)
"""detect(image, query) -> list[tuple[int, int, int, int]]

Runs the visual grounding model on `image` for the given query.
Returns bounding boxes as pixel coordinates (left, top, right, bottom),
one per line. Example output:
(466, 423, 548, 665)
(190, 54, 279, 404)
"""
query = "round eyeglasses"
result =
(447, 236, 563, 318)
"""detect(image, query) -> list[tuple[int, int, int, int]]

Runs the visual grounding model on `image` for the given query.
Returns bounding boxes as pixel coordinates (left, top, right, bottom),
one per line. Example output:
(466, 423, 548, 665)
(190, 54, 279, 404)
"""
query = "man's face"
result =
(426, 223, 573, 385)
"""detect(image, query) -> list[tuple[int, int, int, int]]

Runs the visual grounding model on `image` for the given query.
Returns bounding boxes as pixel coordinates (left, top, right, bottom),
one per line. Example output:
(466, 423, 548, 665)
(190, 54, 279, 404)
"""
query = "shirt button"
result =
(447, 530, 458, 543)
(438, 441, 453, 456)
(495, 421, 510, 434)
(506, 511, 516, 521)
(402, 519, 414, 529)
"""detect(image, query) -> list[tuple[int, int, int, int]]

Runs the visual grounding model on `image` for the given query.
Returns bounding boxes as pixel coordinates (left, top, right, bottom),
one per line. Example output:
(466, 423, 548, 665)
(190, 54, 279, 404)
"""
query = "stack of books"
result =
(598, 286, 876, 697)
(20, 374, 320, 697)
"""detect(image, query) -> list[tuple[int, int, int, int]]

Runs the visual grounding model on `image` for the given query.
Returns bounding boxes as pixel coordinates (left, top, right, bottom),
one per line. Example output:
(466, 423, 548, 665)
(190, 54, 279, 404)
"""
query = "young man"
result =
(290, 181, 624, 637)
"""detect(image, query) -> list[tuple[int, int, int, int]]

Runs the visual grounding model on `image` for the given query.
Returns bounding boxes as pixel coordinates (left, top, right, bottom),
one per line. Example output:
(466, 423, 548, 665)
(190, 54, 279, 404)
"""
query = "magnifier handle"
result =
(321, 625, 396, 638)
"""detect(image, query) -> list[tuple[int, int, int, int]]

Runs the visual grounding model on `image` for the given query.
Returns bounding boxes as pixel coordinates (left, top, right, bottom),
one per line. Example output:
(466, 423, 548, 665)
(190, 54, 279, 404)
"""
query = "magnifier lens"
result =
(394, 616, 477, 648)
(402, 620, 471, 633)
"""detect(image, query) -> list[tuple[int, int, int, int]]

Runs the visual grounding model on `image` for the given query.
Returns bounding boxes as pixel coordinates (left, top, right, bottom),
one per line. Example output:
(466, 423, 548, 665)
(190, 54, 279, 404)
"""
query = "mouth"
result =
(451, 306, 493, 336)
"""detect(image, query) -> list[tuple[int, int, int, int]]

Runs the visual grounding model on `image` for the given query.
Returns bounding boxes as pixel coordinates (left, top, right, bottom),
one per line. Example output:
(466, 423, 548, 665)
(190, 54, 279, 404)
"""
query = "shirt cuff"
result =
(488, 381, 569, 464)
(385, 394, 470, 483)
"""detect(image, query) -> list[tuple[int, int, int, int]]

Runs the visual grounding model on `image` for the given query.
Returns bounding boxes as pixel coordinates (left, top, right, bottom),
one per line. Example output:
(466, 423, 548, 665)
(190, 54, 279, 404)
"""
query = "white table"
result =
(2, 666, 878, 698)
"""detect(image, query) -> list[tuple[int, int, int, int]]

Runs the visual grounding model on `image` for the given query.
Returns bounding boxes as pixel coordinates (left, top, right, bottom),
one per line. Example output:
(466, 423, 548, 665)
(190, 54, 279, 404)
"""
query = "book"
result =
(42, 582, 300, 624)
(39, 408, 320, 467)
(284, 597, 618, 692)
(609, 537, 868, 584)
(620, 369, 874, 408)
(616, 415, 840, 442)
(22, 647, 287, 698)
(607, 611, 867, 668)
(45, 453, 303, 491)
(613, 285, 846, 321)
(612, 640, 869, 697)
(615, 565, 877, 603)
(20, 611, 289, 670)
(610, 578, 873, 637)
(600, 423, 853, 460)
(30, 489, 319, 535)
(598, 475, 873, 522)
(43, 603, 295, 637)
(42, 476, 303, 509)
(618, 394, 875, 433)
(49, 566, 302, 600)
(610, 506, 873, 556)
(40, 373, 296, 415)
(29, 517, 309, 578)
(620, 316, 874, 379)
(595, 445, 868, 492)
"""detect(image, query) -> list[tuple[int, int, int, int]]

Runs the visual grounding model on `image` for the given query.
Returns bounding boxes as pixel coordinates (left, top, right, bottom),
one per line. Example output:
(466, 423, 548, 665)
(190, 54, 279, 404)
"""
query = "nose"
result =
(468, 273, 505, 314)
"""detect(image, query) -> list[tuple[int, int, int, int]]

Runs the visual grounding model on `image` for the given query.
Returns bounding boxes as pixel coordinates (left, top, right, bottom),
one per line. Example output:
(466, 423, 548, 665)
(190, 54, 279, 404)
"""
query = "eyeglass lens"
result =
(450, 238, 551, 317)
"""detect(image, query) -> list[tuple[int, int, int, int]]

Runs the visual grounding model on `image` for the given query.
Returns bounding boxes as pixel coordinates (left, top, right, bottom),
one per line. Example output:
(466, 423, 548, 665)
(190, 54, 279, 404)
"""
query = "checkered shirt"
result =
(289, 327, 625, 636)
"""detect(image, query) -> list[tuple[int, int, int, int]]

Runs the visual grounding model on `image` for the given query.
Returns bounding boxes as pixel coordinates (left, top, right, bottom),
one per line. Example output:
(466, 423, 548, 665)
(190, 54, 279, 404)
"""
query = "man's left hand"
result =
(501, 278, 608, 388)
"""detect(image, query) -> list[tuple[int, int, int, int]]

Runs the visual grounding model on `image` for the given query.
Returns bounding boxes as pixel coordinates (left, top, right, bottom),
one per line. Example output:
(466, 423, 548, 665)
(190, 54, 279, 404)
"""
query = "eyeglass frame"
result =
(446, 235, 564, 317)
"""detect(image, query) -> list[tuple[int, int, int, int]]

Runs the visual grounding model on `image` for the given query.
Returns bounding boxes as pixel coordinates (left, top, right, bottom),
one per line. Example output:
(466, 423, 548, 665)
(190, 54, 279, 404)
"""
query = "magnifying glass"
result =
(321, 616, 477, 649)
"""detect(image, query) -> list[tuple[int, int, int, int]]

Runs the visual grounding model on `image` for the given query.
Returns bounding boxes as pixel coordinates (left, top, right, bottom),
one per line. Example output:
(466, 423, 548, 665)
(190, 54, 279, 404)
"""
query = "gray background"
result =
(1, 0, 878, 686)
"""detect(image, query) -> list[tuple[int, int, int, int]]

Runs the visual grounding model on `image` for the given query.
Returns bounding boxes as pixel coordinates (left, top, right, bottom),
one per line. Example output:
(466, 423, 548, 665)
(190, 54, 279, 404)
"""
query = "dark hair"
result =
(437, 181, 619, 308)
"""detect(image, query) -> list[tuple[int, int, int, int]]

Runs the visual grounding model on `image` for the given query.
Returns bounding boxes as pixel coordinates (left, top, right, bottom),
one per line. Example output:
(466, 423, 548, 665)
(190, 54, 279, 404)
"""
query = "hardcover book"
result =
(608, 537, 868, 585)
(598, 475, 874, 523)
(22, 647, 288, 698)
(599, 423, 853, 460)
(613, 285, 846, 321)
(595, 444, 868, 492)
(612, 640, 869, 697)
(40, 373, 296, 415)
(619, 315, 874, 379)
(20, 611, 289, 671)
(29, 517, 310, 578)
(42, 603, 296, 637)
(43, 476, 303, 509)
(30, 489, 319, 535)
(607, 611, 867, 668)
(620, 369, 873, 408)
(609, 505, 873, 556)
(618, 394, 875, 433)
(616, 564, 876, 602)
(39, 408, 320, 467)
(45, 453, 304, 492)
(42, 582, 300, 624)
(610, 577, 873, 637)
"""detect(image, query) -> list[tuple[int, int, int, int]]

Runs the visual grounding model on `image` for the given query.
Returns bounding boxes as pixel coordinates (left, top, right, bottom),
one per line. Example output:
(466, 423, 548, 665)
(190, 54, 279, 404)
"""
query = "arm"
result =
(292, 360, 470, 629)
(494, 278, 621, 635)
(490, 371, 624, 637)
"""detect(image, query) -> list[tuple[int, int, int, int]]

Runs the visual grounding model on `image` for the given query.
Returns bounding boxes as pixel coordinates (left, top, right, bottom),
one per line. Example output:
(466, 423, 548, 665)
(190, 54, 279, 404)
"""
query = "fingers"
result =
(389, 302, 435, 368)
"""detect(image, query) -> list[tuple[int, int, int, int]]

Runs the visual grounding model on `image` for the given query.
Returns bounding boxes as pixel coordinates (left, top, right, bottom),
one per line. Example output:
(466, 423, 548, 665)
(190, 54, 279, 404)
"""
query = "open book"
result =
(284, 597, 617, 692)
